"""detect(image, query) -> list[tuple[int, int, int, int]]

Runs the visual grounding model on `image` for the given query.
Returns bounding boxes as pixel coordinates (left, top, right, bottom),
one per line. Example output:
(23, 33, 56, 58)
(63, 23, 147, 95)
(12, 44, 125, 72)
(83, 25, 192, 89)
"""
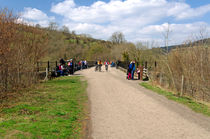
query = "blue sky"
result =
(0, 0, 210, 45)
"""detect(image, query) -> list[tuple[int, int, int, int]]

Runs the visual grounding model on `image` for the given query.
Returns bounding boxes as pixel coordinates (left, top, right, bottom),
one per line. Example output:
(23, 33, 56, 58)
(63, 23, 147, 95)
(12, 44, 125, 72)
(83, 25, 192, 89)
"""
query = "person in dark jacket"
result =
(68, 59, 74, 75)
(60, 58, 65, 65)
(131, 61, 136, 80)
(95, 60, 98, 71)
(127, 62, 132, 79)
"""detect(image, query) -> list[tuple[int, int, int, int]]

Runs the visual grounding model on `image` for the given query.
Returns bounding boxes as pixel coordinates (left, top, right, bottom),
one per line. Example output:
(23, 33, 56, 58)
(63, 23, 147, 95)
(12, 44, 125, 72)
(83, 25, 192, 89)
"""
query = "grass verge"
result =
(0, 76, 88, 138)
(140, 82, 210, 117)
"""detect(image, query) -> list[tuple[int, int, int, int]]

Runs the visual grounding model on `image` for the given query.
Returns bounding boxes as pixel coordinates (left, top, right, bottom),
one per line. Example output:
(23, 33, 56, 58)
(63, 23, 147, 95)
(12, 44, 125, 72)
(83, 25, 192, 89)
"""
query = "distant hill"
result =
(43, 29, 114, 61)
(160, 38, 210, 52)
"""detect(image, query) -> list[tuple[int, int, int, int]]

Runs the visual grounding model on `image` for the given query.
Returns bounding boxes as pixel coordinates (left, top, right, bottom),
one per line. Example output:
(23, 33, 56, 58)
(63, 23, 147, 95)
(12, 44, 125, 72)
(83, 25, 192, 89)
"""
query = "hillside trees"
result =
(43, 29, 115, 61)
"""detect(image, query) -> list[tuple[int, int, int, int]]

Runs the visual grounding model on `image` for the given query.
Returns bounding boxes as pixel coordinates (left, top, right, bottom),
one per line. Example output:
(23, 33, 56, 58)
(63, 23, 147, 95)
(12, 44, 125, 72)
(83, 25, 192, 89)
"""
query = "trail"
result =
(77, 66, 210, 139)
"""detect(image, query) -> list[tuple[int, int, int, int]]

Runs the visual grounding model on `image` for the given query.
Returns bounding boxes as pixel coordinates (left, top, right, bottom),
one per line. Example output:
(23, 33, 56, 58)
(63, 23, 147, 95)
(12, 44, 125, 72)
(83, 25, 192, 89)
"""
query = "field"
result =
(0, 76, 88, 138)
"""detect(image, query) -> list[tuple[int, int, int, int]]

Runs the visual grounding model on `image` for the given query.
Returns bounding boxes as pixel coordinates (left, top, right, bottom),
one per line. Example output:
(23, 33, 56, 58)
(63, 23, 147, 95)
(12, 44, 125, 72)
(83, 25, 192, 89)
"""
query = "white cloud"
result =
(51, 0, 168, 24)
(21, 7, 55, 27)
(50, 0, 210, 44)
(138, 22, 210, 45)
(51, 0, 76, 15)
(168, 3, 210, 20)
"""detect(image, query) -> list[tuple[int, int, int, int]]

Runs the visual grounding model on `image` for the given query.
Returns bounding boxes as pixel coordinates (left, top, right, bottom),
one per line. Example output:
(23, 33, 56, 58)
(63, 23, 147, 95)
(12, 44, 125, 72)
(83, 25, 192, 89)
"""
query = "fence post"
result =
(155, 61, 157, 68)
(56, 61, 57, 67)
(145, 61, 147, 69)
(180, 75, 184, 96)
(37, 62, 39, 72)
(140, 66, 143, 80)
(5, 67, 8, 92)
(160, 72, 162, 85)
(17, 66, 20, 85)
(44, 68, 48, 81)
(48, 61, 50, 72)
(137, 62, 139, 67)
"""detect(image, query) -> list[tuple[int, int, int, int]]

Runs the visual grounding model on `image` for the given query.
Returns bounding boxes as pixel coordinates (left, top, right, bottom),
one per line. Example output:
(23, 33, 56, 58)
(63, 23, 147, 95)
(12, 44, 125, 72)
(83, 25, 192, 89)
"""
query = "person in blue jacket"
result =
(131, 61, 136, 80)
(127, 62, 133, 79)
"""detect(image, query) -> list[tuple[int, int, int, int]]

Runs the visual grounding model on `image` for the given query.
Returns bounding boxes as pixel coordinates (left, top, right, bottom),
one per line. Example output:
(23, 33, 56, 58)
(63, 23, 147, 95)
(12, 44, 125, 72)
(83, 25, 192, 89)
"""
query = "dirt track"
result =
(77, 66, 210, 139)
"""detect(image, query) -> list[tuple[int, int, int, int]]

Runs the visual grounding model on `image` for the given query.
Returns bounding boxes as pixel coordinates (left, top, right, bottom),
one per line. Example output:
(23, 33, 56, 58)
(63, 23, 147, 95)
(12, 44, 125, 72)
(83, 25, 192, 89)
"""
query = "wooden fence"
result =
(36, 60, 96, 80)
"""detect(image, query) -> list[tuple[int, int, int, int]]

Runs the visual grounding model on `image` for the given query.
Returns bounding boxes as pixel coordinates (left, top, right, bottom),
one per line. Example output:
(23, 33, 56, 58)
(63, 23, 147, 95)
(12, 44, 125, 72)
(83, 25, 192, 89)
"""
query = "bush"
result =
(0, 9, 48, 94)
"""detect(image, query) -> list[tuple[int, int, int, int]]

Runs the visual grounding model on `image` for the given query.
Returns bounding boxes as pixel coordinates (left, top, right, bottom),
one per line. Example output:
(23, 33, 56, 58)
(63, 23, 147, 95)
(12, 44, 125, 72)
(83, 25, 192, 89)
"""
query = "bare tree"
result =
(35, 24, 41, 28)
(161, 23, 177, 91)
(48, 22, 58, 31)
(110, 32, 126, 44)
(61, 25, 70, 33)
(162, 23, 172, 54)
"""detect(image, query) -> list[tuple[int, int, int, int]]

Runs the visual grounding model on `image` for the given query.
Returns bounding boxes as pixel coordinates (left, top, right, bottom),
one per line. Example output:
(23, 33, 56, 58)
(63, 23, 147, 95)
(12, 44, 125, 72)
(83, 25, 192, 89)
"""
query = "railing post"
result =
(48, 61, 50, 72)
(181, 75, 184, 96)
(37, 62, 39, 72)
(145, 61, 147, 69)
(160, 72, 162, 85)
(140, 66, 143, 80)
(44, 68, 48, 81)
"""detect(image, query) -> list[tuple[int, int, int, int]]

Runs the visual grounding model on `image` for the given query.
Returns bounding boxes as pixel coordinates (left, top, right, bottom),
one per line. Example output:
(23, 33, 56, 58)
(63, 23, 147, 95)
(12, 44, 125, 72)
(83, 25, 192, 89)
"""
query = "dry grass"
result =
(150, 43, 210, 102)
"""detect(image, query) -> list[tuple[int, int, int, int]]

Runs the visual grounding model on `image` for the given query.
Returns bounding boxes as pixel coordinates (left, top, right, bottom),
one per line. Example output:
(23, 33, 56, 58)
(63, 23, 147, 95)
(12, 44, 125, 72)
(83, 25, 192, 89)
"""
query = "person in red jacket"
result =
(104, 60, 109, 71)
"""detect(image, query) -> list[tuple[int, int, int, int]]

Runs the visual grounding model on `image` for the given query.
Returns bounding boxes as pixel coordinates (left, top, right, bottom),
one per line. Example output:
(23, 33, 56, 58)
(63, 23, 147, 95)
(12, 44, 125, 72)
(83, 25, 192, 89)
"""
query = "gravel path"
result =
(78, 66, 210, 139)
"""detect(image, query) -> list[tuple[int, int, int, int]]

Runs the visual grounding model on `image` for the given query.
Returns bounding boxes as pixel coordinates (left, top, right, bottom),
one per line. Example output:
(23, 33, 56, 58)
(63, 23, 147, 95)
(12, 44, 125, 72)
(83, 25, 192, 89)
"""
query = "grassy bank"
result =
(140, 82, 210, 117)
(0, 76, 88, 138)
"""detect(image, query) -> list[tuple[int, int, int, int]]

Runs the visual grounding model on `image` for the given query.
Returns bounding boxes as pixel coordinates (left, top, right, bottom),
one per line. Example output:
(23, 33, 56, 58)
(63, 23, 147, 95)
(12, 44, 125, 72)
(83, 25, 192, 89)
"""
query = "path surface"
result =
(77, 66, 210, 139)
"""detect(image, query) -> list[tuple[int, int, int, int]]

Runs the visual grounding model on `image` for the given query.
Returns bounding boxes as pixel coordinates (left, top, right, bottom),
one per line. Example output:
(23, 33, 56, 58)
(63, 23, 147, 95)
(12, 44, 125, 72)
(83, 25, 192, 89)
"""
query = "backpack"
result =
(129, 64, 133, 70)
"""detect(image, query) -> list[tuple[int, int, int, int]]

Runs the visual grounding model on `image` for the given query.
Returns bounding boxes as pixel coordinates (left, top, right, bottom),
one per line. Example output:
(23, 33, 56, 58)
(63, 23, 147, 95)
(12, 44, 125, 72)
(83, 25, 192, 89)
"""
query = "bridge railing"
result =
(36, 60, 96, 80)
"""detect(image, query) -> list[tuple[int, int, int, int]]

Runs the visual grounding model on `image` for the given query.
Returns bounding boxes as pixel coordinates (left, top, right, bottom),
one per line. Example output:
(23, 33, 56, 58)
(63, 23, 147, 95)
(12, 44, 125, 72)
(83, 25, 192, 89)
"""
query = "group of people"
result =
(127, 61, 136, 80)
(95, 60, 110, 72)
(78, 60, 88, 70)
(55, 58, 88, 76)
(56, 58, 75, 76)
(55, 59, 143, 80)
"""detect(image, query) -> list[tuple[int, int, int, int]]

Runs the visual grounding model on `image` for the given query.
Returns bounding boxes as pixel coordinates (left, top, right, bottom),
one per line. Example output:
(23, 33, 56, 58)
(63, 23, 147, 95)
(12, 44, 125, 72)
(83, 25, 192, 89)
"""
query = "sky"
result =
(0, 0, 210, 45)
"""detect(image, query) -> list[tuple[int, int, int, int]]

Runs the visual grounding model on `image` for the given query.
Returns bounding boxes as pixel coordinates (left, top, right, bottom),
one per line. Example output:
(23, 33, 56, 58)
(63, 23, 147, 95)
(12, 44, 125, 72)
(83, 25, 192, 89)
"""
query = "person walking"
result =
(104, 60, 109, 71)
(98, 60, 102, 72)
(84, 60, 87, 69)
(95, 60, 98, 71)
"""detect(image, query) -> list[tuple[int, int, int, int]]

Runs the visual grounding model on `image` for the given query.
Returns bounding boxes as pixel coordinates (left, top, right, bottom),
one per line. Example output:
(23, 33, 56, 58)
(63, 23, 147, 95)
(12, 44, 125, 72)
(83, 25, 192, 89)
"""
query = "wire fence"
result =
(0, 60, 96, 94)
(117, 60, 210, 102)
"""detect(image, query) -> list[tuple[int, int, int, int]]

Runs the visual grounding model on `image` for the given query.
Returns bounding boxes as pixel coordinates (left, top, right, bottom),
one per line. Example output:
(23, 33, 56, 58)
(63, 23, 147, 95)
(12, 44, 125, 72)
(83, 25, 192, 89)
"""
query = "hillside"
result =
(42, 29, 113, 62)
(161, 38, 210, 52)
